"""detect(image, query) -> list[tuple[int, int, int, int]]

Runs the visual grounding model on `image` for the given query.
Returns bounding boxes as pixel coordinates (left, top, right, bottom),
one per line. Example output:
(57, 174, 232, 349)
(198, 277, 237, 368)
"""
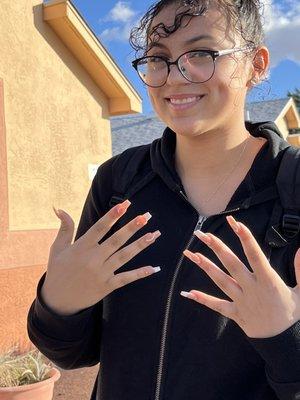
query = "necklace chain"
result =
(201, 133, 251, 205)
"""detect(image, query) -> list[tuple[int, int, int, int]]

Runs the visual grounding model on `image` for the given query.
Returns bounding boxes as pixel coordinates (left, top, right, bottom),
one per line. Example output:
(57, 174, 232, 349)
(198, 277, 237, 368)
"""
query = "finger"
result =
(105, 230, 161, 272)
(181, 289, 237, 320)
(99, 211, 152, 260)
(83, 200, 131, 245)
(51, 207, 75, 254)
(194, 230, 252, 286)
(226, 215, 274, 279)
(109, 265, 161, 290)
(183, 249, 243, 300)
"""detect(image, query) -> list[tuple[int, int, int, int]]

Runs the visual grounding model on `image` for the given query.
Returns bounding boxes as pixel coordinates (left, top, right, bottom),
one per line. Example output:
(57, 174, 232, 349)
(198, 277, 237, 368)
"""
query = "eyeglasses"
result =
(132, 46, 253, 88)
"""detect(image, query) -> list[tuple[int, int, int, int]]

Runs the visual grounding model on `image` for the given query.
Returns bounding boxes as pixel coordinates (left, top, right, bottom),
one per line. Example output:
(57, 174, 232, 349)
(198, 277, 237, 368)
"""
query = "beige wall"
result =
(0, 0, 114, 351)
(0, 0, 112, 232)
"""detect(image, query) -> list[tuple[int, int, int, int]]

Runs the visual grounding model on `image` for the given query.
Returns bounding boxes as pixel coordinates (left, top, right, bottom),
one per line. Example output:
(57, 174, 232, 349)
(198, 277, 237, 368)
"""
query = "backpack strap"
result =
(276, 146, 300, 238)
(108, 145, 155, 208)
(264, 146, 300, 255)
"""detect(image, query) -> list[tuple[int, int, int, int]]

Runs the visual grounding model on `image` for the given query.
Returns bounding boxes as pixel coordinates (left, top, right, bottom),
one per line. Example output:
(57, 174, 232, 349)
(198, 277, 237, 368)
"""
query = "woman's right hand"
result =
(41, 200, 161, 316)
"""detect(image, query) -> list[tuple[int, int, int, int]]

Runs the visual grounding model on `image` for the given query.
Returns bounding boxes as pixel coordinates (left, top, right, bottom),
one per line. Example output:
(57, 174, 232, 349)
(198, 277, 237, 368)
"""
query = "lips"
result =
(165, 94, 206, 110)
(169, 95, 202, 104)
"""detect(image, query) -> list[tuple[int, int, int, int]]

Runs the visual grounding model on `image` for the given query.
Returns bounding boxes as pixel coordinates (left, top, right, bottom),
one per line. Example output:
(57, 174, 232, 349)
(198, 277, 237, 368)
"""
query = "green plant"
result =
(0, 348, 52, 387)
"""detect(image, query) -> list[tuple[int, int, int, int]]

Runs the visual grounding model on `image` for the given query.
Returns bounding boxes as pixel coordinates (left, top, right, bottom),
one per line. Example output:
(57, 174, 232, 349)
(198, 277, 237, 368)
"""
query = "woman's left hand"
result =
(182, 215, 300, 338)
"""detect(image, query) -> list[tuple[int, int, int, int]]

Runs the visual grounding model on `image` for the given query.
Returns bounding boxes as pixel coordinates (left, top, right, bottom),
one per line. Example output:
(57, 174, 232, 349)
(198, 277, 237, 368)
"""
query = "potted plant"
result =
(0, 347, 60, 400)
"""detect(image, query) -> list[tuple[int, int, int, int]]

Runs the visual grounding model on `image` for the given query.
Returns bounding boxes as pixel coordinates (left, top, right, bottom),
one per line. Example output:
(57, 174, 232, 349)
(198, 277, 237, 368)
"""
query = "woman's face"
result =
(146, 3, 254, 137)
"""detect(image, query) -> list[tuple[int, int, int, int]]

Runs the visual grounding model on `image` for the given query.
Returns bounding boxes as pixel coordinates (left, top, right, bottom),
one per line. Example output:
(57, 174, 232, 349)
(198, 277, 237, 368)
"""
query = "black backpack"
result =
(108, 142, 300, 260)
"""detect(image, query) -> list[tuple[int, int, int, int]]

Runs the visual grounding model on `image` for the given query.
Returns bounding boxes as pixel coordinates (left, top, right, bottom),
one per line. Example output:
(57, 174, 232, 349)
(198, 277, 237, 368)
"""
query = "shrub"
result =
(0, 348, 52, 387)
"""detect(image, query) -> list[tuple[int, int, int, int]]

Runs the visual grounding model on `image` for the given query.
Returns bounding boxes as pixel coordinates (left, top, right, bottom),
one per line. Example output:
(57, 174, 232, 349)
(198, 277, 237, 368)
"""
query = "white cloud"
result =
(99, 2, 138, 43)
(102, 1, 137, 23)
(100, 22, 134, 43)
(262, 0, 300, 67)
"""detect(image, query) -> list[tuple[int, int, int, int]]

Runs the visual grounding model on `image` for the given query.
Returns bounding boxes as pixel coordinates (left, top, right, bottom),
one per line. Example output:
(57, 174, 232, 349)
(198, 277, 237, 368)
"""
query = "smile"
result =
(166, 95, 205, 110)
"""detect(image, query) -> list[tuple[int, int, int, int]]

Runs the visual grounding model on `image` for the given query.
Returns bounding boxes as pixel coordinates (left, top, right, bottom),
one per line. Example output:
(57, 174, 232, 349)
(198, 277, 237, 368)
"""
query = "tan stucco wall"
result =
(0, 0, 112, 232)
(0, 265, 45, 352)
(0, 1, 115, 351)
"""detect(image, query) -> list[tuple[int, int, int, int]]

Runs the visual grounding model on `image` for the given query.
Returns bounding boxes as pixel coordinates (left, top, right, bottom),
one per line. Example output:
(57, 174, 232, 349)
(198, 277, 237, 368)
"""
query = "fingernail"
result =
(152, 266, 161, 273)
(53, 206, 62, 218)
(183, 249, 200, 263)
(194, 230, 211, 244)
(145, 230, 161, 242)
(144, 212, 152, 221)
(136, 212, 152, 226)
(180, 291, 196, 300)
(227, 215, 240, 233)
(116, 200, 131, 215)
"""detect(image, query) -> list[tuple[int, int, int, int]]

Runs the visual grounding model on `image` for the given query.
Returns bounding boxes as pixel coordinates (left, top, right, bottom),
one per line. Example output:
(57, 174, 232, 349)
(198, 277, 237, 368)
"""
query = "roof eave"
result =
(275, 98, 300, 128)
(43, 0, 142, 116)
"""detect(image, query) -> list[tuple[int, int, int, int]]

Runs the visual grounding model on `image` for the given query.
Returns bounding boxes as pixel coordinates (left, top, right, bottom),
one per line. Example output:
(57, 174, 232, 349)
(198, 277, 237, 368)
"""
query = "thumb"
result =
(293, 247, 300, 287)
(51, 207, 75, 254)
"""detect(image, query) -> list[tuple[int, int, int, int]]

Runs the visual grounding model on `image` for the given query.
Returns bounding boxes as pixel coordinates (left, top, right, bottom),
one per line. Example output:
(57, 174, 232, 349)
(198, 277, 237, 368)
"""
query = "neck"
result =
(175, 123, 253, 181)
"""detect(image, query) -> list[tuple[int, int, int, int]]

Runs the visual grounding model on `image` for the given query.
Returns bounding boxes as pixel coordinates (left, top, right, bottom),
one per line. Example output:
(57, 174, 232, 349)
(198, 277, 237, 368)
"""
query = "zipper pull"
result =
(195, 215, 206, 231)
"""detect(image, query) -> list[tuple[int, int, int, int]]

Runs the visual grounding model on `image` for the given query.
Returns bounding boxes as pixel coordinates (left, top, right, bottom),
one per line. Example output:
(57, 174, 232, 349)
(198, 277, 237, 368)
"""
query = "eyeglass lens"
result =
(137, 51, 215, 87)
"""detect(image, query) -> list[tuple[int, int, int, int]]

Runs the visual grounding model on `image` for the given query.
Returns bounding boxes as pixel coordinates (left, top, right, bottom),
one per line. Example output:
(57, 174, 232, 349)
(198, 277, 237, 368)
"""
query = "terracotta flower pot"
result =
(0, 367, 60, 400)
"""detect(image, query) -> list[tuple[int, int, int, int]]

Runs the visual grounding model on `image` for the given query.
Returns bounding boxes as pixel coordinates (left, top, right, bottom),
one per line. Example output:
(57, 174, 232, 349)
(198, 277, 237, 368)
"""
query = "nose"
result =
(165, 63, 189, 86)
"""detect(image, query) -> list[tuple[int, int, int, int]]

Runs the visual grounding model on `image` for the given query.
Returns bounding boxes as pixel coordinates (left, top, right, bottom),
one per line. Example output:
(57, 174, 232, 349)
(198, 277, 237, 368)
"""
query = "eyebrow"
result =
(148, 34, 215, 50)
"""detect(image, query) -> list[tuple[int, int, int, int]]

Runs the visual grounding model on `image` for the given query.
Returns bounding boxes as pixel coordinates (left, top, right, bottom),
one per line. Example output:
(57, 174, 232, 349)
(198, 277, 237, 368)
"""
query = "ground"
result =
(53, 364, 98, 400)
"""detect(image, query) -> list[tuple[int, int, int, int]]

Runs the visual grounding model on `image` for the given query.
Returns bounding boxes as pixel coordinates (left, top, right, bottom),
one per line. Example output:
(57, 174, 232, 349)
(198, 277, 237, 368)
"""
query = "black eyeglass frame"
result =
(132, 46, 253, 88)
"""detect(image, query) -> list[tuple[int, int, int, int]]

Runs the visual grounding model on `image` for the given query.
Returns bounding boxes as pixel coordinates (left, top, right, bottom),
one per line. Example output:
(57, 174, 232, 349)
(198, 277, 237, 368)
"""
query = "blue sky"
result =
(72, 0, 300, 114)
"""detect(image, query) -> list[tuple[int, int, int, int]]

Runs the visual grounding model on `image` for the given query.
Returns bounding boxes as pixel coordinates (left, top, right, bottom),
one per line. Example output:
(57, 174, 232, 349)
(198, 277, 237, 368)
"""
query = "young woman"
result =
(28, 1, 300, 399)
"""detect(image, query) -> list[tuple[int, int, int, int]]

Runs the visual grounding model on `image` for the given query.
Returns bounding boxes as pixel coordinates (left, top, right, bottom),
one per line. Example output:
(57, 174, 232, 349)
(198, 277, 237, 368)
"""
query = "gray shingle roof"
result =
(111, 98, 290, 156)
(110, 113, 166, 155)
(245, 98, 289, 123)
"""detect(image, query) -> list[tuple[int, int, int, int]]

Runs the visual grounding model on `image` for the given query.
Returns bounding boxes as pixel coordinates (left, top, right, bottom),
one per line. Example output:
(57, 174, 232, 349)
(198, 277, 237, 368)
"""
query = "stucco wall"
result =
(0, 0, 112, 232)
(0, 0, 113, 351)
(0, 265, 45, 352)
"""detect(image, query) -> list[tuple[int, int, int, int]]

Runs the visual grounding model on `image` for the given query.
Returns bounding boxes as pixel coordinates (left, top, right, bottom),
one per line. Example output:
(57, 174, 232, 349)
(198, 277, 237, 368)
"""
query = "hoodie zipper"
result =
(154, 190, 242, 400)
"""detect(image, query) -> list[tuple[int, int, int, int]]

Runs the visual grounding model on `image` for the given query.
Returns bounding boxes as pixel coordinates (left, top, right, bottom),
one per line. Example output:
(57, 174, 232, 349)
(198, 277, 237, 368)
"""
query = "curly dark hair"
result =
(129, 0, 265, 57)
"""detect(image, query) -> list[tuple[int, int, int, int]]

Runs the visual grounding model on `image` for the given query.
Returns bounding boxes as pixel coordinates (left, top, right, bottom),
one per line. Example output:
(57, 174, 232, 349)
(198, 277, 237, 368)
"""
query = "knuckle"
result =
(94, 221, 104, 235)
(137, 237, 147, 250)
(250, 254, 261, 266)
(137, 267, 150, 279)
(110, 234, 120, 248)
(118, 275, 129, 287)
(129, 219, 140, 233)
(107, 275, 119, 291)
(214, 306, 223, 314)
(117, 250, 130, 265)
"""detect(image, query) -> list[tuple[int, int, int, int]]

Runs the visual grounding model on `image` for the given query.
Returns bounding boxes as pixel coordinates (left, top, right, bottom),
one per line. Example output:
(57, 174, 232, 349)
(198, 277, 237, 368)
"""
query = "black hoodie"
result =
(28, 122, 300, 400)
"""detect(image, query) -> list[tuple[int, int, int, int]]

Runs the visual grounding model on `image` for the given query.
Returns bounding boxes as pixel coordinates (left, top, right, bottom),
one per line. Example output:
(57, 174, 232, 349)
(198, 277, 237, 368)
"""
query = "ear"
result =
(247, 46, 270, 88)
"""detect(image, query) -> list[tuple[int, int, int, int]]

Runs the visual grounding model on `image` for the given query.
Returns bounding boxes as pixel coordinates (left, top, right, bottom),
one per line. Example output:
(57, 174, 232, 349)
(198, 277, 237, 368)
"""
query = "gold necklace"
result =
(201, 133, 251, 206)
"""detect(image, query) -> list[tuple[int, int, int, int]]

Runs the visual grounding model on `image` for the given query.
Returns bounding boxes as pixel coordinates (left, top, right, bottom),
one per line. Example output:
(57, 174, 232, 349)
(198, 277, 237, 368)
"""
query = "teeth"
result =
(169, 96, 200, 104)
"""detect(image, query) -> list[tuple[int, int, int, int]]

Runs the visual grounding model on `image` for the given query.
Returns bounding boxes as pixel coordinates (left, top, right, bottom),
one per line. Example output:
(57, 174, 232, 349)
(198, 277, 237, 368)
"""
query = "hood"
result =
(150, 121, 290, 209)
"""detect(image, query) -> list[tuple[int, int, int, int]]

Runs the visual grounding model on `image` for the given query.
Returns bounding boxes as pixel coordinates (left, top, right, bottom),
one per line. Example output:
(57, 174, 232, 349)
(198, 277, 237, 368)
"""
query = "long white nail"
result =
(180, 291, 191, 298)
(152, 266, 161, 273)
(145, 230, 161, 242)
(180, 291, 196, 300)
(144, 212, 152, 221)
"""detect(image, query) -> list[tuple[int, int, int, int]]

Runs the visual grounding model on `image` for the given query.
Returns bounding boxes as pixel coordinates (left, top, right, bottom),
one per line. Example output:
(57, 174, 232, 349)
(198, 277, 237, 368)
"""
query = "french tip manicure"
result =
(153, 266, 161, 273)
(144, 212, 152, 221)
(180, 291, 191, 298)
(120, 199, 131, 209)
(227, 215, 240, 233)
